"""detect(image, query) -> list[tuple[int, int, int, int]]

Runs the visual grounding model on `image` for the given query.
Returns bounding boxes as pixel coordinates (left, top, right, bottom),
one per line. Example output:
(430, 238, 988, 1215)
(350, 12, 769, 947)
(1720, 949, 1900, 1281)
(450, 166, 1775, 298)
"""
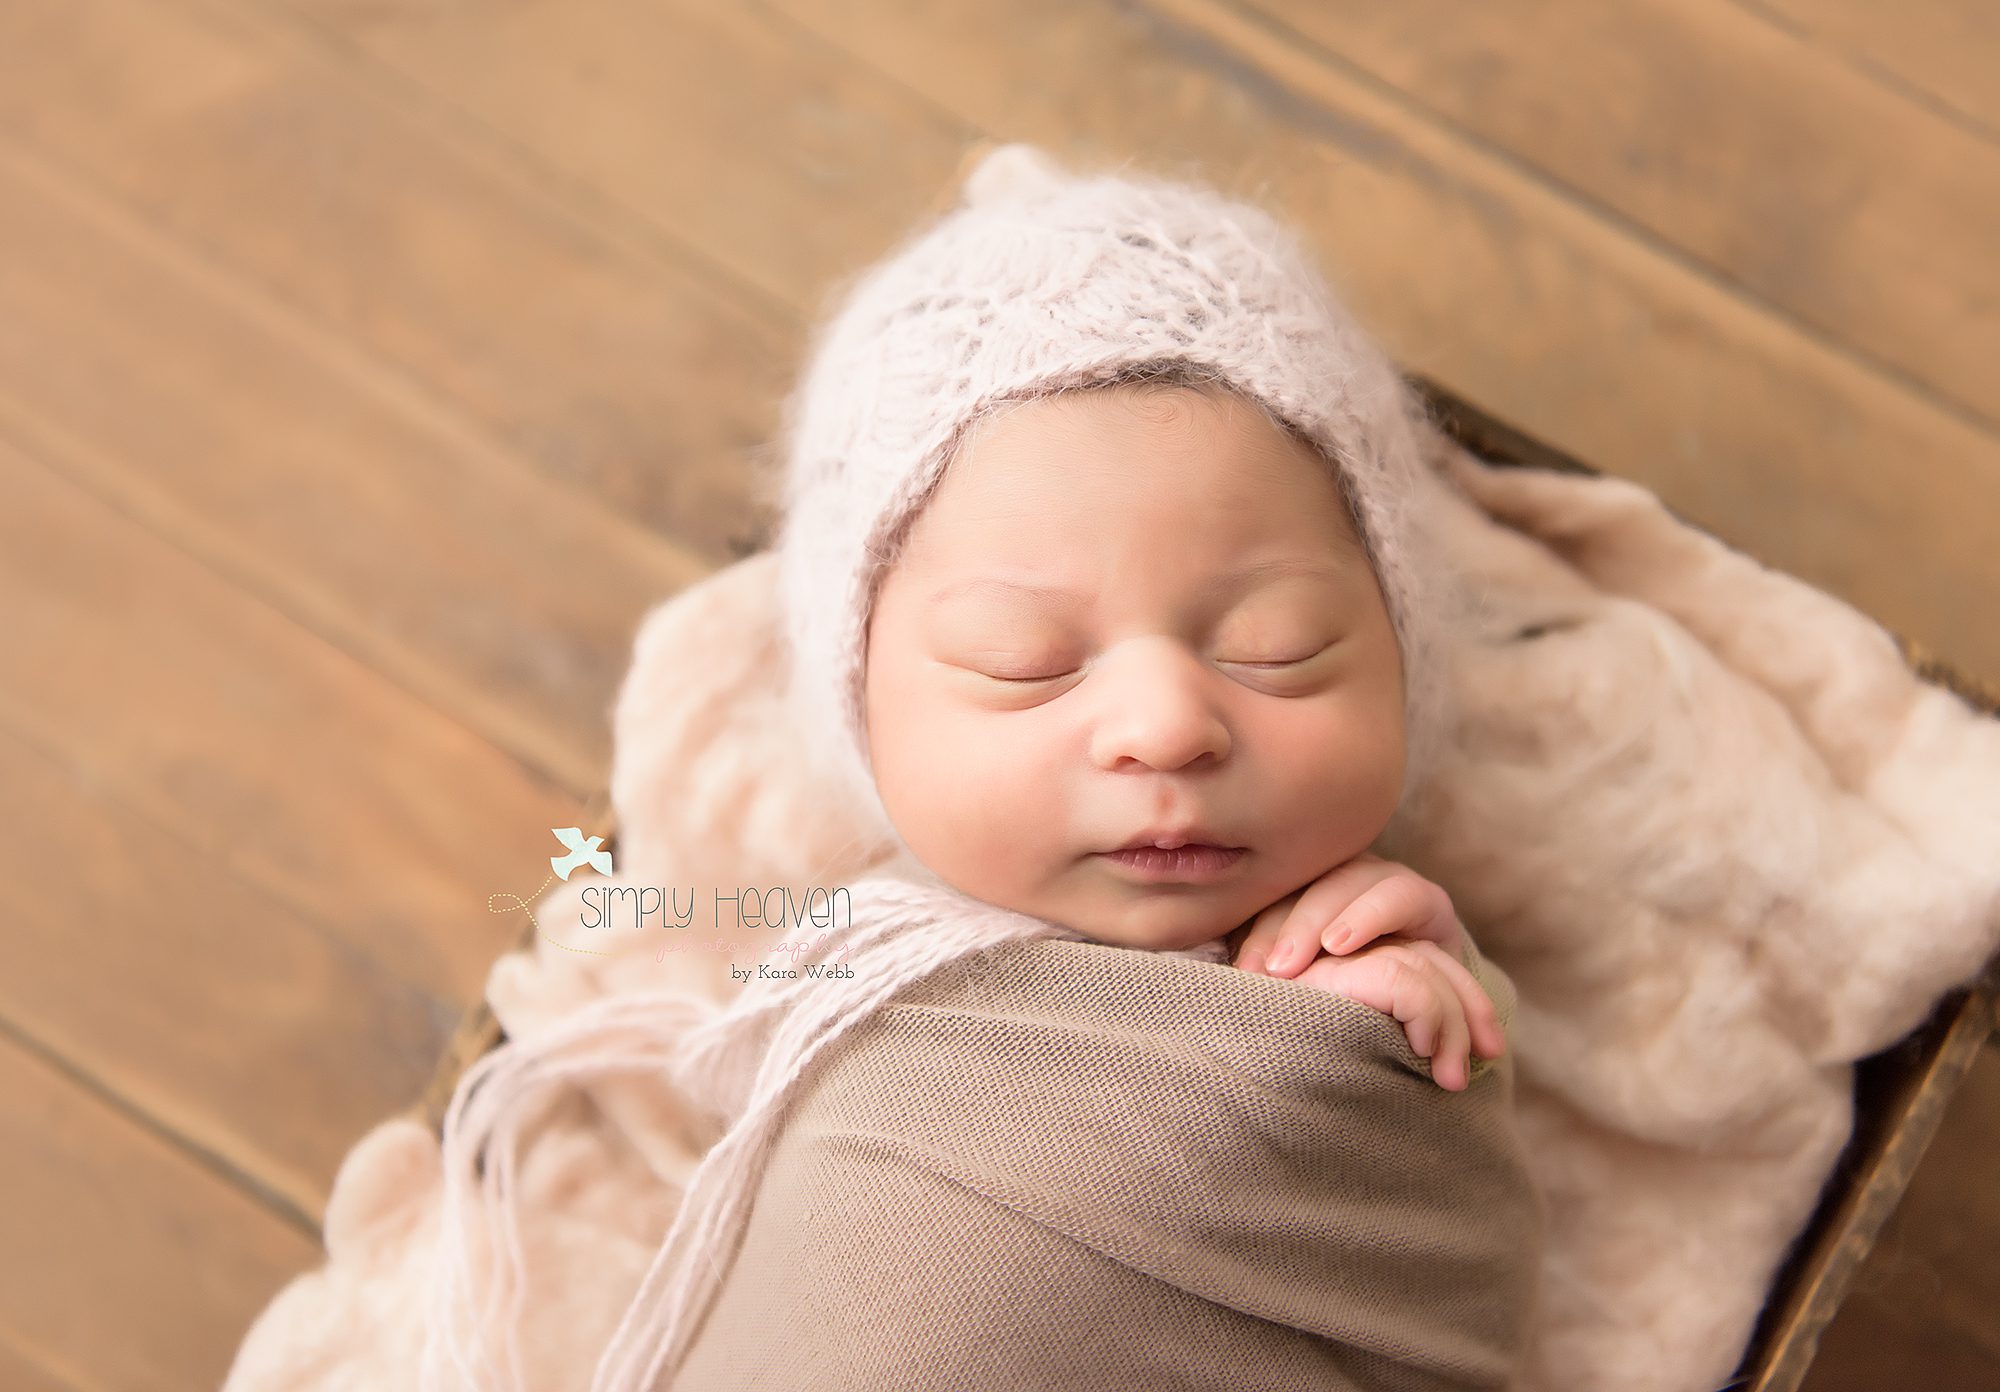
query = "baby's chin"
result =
(928, 859, 1259, 953)
(1027, 886, 1247, 954)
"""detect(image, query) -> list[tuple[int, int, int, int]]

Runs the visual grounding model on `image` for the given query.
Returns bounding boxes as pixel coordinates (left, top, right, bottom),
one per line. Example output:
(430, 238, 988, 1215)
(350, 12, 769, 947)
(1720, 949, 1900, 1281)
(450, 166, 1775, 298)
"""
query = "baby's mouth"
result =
(1094, 843, 1248, 883)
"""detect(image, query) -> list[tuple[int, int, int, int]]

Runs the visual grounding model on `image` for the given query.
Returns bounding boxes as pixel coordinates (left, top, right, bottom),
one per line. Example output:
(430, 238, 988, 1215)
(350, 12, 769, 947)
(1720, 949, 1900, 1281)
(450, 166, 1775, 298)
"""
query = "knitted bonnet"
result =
(775, 143, 1456, 846)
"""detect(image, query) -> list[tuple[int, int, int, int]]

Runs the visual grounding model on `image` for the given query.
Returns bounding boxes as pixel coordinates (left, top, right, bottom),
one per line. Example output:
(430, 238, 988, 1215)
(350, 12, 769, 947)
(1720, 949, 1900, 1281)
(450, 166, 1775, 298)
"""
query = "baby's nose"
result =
(1086, 640, 1232, 772)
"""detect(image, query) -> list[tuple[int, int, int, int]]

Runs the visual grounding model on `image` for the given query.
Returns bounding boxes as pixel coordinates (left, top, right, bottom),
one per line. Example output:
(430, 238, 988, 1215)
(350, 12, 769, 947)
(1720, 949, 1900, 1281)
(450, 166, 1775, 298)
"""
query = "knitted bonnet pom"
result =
(774, 143, 1459, 847)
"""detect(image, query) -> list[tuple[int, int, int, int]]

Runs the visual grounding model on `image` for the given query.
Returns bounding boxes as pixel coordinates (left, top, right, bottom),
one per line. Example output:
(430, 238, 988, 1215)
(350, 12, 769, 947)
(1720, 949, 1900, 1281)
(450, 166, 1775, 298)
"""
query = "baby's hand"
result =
(1226, 853, 1505, 1091)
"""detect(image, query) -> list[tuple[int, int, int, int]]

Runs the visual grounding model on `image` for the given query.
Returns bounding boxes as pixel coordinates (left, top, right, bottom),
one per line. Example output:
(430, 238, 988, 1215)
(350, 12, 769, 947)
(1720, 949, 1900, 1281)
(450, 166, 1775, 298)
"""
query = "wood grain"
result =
(0, 715, 449, 1229)
(1802, 1044, 2000, 1387)
(0, 122, 704, 799)
(0, 435, 579, 1008)
(0, 1332, 86, 1392)
(1742, 0, 2000, 137)
(0, 1029, 322, 1390)
(0, 0, 793, 572)
(1241, 0, 2000, 426)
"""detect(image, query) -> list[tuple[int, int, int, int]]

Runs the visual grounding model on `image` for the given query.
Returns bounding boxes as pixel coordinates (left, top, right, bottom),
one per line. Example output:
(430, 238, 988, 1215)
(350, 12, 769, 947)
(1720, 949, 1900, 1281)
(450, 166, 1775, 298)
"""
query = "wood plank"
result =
(0, 1030, 323, 1392)
(1745, 0, 2000, 139)
(0, 713, 452, 1226)
(1804, 1044, 2000, 1387)
(0, 0, 790, 568)
(268, 0, 971, 316)
(0, 133, 703, 800)
(0, 1333, 85, 1392)
(251, 0, 2000, 687)
(0, 433, 578, 1011)
(1237, 0, 2000, 427)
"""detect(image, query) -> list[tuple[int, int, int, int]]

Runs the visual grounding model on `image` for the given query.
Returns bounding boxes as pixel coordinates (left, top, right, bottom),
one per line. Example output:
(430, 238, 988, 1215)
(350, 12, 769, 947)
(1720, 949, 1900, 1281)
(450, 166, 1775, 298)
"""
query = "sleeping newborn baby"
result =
(566, 144, 1542, 1392)
(864, 363, 1506, 1091)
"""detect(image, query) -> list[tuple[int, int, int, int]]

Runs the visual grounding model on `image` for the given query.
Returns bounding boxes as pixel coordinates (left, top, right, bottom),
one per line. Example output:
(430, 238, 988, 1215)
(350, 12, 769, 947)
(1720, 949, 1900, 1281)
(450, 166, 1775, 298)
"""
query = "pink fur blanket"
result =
(222, 428, 2000, 1392)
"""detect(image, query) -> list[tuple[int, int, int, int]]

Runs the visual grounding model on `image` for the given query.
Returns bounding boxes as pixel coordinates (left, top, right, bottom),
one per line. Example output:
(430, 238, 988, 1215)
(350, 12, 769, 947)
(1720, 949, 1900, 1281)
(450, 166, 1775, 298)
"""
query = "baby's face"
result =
(863, 382, 1407, 951)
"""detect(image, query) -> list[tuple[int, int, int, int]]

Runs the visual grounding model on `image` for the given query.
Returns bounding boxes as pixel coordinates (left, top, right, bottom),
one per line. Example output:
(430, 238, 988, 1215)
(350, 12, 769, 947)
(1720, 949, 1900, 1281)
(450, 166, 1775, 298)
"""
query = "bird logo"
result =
(548, 826, 613, 881)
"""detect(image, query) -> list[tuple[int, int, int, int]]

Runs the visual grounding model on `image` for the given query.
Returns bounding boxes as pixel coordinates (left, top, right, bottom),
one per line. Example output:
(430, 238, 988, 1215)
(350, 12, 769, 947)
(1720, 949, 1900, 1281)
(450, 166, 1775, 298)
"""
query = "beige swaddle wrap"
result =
(675, 920, 1540, 1392)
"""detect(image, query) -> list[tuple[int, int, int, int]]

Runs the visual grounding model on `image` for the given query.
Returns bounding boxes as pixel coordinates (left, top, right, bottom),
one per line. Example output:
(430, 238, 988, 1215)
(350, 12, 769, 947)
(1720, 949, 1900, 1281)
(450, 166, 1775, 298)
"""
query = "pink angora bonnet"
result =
(772, 143, 1458, 844)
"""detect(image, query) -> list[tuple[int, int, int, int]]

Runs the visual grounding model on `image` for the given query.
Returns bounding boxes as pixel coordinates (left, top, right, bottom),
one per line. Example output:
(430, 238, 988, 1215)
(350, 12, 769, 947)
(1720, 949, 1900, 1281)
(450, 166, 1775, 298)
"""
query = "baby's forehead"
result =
(896, 378, 1380, 580)
(953, 381, 1366, 502)
(908, 533, 1369, 611)
(907, 475, 1374, 577)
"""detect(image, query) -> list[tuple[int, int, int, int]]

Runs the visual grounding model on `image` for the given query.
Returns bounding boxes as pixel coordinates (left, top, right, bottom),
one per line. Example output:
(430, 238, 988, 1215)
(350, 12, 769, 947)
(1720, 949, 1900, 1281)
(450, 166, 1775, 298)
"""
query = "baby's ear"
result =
(956, 140, 1070, 208)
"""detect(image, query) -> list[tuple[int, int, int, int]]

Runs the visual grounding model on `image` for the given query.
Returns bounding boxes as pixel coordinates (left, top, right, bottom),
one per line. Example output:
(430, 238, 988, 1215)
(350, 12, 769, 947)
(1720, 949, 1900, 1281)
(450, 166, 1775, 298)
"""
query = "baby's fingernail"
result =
(1267, 943, 1295, 973)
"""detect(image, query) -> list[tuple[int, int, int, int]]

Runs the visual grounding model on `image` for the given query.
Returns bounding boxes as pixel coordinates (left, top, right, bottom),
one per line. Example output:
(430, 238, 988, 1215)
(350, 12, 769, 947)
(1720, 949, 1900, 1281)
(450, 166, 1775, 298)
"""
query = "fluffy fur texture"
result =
(222, 421, 2000, 1392)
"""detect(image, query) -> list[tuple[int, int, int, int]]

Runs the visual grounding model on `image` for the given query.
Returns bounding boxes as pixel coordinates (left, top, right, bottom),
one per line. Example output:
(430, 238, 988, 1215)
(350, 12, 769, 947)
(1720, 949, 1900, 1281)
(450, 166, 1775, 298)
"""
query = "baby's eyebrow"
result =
(925, 554, 1350, 605)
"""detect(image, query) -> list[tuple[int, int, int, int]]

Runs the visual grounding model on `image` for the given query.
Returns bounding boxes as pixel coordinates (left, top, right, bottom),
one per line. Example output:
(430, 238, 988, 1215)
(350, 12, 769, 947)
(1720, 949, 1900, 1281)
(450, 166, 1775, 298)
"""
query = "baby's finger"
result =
(1373, 949, 1470, 1091)
(1380, 952, 1452, 1064)
(1294, 951, 1463, 1089)
(1263, 896, 1342, 977)
(1324, 874, 1460, 959)
(1298, 952, 1431, 1051)
(1424, 961, 1473, 1092)
(1230, 893, 1300, 976)
(1404, 939, 1506, 1062)
(1280, 855, 1402, 954)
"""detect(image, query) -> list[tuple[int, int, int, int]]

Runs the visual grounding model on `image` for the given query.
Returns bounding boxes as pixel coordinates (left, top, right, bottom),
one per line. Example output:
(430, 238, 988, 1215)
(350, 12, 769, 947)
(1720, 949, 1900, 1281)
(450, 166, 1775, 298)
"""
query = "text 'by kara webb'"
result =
(578, 883, 853, 935)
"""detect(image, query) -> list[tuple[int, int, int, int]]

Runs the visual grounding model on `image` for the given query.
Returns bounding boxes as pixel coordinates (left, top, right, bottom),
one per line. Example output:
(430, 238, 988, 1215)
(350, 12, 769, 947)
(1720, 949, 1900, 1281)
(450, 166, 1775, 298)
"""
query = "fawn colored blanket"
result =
(673, 926, 1540, 1391)
(222, 426, 2000, 1392)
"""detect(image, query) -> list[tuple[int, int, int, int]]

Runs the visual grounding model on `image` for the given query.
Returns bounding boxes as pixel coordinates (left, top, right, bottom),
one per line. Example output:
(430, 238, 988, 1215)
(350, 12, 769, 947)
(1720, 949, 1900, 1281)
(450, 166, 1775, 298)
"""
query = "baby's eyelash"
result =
(1224, 643, 1332, 668)
(975, 641, 1334, 684)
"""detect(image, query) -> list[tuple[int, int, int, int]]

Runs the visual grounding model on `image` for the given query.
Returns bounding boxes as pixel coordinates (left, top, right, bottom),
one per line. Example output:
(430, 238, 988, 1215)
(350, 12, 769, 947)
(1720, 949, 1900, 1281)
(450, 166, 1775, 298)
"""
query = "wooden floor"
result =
(1, 1, 1994, 1386)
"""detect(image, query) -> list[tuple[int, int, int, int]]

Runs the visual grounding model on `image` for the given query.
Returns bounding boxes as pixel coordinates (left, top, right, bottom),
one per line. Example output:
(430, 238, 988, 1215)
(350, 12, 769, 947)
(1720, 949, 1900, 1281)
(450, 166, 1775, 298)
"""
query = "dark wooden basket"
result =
(416, 370, 1999, 1392)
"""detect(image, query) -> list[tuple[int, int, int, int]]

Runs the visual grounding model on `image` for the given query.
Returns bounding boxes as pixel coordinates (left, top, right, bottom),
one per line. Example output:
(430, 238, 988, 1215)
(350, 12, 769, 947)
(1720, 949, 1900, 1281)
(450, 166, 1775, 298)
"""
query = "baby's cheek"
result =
(1261, 713, 1399, 861)
(922, 722, 1056, 885)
